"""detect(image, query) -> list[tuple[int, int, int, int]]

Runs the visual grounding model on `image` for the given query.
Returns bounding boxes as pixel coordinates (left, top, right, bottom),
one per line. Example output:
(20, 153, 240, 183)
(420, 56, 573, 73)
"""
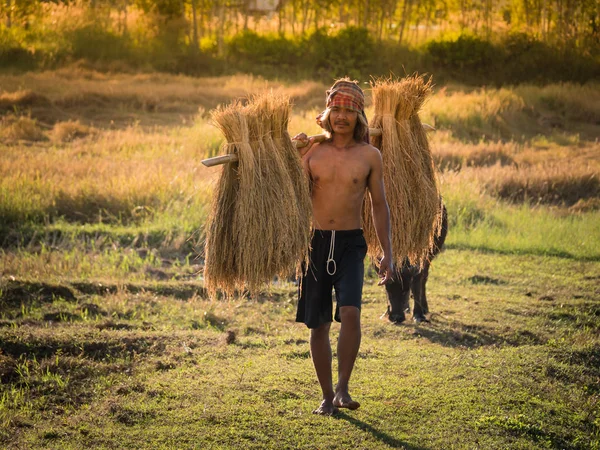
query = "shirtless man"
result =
(293, 79, 394, 416)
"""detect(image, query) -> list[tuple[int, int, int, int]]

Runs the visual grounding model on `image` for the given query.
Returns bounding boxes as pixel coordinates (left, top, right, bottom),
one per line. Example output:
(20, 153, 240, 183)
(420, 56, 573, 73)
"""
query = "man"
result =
(293, 79, 394, 416)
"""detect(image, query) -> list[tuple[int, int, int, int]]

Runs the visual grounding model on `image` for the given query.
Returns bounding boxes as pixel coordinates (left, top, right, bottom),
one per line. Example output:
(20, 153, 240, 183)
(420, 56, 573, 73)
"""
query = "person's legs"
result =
(310, 321, 338, 415)
(333, 305, 361, 410)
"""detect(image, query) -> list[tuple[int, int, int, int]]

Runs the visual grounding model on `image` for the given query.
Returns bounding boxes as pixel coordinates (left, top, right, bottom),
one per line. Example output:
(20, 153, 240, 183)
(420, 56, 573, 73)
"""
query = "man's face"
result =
(329, 106, 358, 135)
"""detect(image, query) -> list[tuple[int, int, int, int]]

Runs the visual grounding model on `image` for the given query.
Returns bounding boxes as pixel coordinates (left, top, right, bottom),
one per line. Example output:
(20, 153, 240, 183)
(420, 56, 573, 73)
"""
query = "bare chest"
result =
(308, 150, 370, 189)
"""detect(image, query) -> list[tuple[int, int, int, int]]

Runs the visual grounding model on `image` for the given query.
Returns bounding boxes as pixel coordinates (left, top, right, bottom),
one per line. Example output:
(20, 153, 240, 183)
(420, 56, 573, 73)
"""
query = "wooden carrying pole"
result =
(202, 129, 379, 167)
(201, 125, 435, 167)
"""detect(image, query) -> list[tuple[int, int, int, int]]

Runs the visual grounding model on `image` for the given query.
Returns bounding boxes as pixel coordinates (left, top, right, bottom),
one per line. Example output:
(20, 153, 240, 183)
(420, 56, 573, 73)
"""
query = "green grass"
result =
(446, 202, 600, 260)
(1, 249, 598, 449)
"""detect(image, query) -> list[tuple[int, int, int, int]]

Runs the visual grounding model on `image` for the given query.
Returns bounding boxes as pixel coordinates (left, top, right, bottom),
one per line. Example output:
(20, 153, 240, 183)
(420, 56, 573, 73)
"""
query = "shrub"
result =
(66, 25, 133, 62)
(304, 27, 375, 79)
(226, 27, 375, 79)
(227, 30, 299, 67)
(0, 26, 37, 69)
(427, 34, 497, 77)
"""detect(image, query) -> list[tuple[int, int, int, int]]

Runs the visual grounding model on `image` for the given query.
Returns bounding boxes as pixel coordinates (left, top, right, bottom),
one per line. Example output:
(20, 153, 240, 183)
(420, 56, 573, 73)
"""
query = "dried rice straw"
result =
(363, 75, 441, 268)
(204, 93, 311, 296)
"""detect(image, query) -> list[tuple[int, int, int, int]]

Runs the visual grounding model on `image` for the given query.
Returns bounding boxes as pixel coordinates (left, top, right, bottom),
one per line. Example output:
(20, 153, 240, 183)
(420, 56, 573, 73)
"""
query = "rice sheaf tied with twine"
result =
(363, 75, 443, 268)
(204, 93, 311, 296)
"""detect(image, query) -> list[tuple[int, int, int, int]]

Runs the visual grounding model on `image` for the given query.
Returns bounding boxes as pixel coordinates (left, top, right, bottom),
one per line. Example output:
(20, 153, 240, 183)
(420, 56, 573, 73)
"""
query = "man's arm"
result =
(367, 147, 394, 285)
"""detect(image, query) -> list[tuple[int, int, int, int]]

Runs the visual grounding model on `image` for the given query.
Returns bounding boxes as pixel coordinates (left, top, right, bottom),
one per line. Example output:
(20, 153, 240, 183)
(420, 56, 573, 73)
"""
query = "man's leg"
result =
(310, 321, 337, 415)
(333, 305, 361, 410)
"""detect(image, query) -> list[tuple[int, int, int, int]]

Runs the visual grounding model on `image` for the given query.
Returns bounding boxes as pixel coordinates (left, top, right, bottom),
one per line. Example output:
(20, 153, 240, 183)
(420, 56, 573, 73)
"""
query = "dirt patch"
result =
(0, 281, 76, 308)
(43, 312, 82, 322)
(0, 334, 165, 361)
(69, 280, 206, 300)
(79, 303, 108, 318)
(467, 275, 507, 285)
(109, 403, 156, 426)
(96, 321, 136, 331)
(0, 353, 18, 383)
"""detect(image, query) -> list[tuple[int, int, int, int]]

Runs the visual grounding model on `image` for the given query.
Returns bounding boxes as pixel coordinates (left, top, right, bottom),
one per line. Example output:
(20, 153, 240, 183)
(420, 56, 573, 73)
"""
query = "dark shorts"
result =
(296, 229, 368, 329)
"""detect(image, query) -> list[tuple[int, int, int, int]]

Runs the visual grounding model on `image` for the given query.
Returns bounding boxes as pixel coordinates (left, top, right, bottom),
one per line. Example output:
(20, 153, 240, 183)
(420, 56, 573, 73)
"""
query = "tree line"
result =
(2, 0, 598, 52)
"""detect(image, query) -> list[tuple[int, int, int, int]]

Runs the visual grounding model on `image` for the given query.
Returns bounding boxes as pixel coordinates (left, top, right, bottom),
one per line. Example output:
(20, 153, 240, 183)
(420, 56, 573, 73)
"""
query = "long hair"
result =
(319, 107, 369, 143)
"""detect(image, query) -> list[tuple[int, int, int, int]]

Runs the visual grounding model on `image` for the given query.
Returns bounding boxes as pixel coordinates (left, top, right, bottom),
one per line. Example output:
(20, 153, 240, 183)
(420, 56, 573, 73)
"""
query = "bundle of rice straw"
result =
(267, 94, 312, 264)
(204, 93, 311, 296)
(363, 75, 442, 267)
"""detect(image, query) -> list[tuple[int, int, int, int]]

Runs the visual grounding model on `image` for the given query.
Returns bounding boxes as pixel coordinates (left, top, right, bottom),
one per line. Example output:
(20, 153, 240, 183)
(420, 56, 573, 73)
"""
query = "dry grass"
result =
(433, 140, 518, 171)
(480, 163, 600, 206)
(0, 124, 216, 225)
(51, 120, 96, 142)
(0, 70, 329, 128)
(0, 90, 50, 112)
(514, 82, 600, 124)
(421, 82, 600, 142)
(204, 93, 311, 295)
(0, 115, 47, 142)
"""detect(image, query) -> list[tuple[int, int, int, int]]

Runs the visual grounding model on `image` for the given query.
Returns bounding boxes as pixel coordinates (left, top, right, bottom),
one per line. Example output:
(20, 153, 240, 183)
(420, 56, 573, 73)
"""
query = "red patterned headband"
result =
(326, 81, 365, 113)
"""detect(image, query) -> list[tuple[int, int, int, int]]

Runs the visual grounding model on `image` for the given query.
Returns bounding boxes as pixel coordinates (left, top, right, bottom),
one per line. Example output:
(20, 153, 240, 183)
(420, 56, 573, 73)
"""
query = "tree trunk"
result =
(484, 0, 492, 39)
(555, 0, 563, 42)
(398, 0, 414, 43)
(291, 0, 296, 35)
(459, 0, 468, 31)
(278, 3, 284, 35)
(217, 0, 225, 56)
(414, 18, 420, 44)
(197, 1, 204, 38)
(424, 15, 429, 42)
(5, 0, 9, 28)
(301, 0, 309, 34)
(123, 1, 129, 36)
(523, 0, 531, 27)
(191, 0, 199, 49)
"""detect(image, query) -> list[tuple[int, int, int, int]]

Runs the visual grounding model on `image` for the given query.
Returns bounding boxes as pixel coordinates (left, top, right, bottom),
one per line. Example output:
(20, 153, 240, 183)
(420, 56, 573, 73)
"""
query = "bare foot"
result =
(333, 392, 360, 410)
(312, 399, 338, 416)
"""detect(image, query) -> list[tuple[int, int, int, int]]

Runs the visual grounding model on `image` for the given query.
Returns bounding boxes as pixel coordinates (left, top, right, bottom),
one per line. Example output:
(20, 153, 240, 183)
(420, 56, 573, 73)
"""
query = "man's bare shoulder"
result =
(302, 141, 325, 161)
(358, 142, 381, 154)
(356, 142, 383, 162)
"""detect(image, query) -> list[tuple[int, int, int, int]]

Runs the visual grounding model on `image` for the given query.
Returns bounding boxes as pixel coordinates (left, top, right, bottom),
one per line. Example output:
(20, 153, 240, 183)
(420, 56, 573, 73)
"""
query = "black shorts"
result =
(296, 229, 368, 329)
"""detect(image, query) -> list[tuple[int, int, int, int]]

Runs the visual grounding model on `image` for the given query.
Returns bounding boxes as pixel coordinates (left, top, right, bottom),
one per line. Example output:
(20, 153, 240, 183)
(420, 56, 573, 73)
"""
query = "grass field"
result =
(1, 70, 599, 449)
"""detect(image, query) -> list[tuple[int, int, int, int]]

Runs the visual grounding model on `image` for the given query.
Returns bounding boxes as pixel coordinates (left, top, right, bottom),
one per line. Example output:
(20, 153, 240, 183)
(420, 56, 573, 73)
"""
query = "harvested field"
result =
(0, 70, 598, 449)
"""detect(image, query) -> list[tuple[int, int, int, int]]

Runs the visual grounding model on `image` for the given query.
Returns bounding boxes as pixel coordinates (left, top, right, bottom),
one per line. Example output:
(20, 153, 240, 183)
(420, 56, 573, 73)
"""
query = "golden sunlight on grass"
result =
(0, 115, 47, 142)
(51, 120, 96, 142)
(0, 71, 598, 232)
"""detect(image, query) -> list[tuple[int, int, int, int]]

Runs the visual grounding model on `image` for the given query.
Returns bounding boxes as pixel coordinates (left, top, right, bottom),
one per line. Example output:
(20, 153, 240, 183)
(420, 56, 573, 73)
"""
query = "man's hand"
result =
(292, 133, 316, 157)
(378, 255, 394, 285)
